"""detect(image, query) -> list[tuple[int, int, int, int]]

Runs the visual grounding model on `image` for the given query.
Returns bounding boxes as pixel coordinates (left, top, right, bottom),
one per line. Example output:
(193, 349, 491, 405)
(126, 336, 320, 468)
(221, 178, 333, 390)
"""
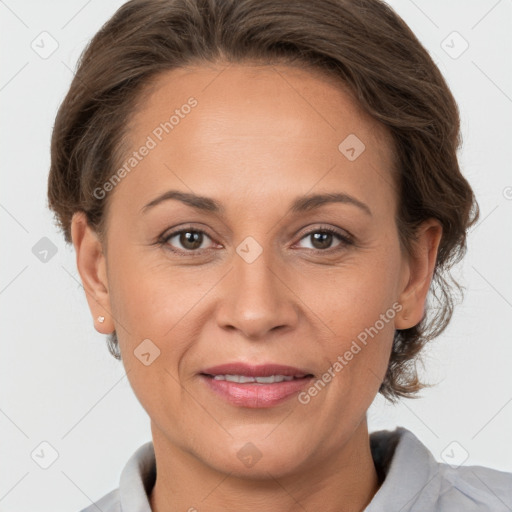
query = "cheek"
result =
(314, 255, 402, 331)
(107, 252, 223, 387)
(107, 258, 196, 419)
(307, 248, 402, 393)
(320, 290, 396, 384)
(108, 250, 200, 335)
(310, 284, 397, 419)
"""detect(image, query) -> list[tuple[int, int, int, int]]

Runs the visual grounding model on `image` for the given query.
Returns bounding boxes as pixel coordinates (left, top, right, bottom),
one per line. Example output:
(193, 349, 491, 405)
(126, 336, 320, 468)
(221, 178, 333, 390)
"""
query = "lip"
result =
(199, 363, 315, 408)
(201, 363, 314, 378)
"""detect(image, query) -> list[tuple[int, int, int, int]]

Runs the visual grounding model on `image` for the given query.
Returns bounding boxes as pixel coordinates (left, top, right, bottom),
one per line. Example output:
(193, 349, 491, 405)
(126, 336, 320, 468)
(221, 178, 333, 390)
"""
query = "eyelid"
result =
(295, 224, 353, 243)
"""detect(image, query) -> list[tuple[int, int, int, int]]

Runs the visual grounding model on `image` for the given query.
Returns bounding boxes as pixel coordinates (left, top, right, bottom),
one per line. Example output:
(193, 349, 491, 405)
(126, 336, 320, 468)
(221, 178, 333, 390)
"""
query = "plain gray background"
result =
(1, 0, 511, 510)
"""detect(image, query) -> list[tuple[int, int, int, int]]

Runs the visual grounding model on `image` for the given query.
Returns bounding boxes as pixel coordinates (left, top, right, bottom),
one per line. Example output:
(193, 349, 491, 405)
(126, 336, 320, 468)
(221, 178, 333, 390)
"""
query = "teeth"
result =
(212, 374, 295, 383)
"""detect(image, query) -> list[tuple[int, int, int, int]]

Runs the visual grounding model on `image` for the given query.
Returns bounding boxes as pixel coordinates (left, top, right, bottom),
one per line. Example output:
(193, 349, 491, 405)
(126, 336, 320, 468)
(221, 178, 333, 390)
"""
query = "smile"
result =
(200, 373, 314, 408)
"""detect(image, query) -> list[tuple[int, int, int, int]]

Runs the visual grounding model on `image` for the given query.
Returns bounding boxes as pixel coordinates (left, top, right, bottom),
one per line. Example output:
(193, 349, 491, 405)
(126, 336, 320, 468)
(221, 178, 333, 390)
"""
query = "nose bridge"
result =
(216, 237, 298, 339)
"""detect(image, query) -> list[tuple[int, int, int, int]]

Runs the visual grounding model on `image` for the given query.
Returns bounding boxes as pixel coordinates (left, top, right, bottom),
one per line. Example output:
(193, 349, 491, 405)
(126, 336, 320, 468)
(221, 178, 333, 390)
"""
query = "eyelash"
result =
(157, 225, 354, 257)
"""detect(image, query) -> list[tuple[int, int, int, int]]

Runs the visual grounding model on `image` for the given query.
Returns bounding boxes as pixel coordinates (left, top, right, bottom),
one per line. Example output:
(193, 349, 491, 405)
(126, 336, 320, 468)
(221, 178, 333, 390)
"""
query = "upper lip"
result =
(201, 363, 314, 378)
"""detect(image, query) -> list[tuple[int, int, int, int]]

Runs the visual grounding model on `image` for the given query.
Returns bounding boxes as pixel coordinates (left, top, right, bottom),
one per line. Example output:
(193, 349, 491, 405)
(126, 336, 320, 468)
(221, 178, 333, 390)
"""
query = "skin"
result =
(71, 62, 442, 512)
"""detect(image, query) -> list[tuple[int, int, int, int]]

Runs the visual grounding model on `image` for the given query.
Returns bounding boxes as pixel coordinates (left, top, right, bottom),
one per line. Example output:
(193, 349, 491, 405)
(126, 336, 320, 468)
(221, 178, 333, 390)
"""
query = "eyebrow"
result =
(141, 190, 372, 216)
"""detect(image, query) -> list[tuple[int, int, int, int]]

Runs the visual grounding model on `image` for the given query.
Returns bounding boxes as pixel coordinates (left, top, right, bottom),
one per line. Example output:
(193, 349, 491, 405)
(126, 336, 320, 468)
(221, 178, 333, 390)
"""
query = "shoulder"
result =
(436, 461, 512, 511)
(368, 427, 512, 511)
(76, 441, 155, 512)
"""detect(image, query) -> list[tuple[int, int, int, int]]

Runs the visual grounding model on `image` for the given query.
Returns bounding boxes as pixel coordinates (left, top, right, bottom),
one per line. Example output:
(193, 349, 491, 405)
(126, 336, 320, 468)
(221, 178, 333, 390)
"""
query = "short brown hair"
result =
(47, 0, 479, 400)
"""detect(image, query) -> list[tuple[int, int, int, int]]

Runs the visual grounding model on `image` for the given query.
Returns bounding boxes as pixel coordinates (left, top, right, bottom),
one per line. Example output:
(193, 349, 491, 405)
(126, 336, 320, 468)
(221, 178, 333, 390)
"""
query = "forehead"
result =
(131, 62, 392, 147)
(112, 63, 396, 214)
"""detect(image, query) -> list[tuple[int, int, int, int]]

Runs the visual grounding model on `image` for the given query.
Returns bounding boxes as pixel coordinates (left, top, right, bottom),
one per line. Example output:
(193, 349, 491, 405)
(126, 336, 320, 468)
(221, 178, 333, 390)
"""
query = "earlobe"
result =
(395, 219, 443, 330)
(70, 211, 114, 334)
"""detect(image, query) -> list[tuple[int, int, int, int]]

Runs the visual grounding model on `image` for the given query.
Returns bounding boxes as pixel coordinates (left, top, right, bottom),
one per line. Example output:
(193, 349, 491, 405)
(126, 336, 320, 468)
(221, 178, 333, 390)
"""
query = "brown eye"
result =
(310, 231, 334, 250)
(296, 227, 353, 252)
(164, 229, 212, 251)
(179, 231, 204, 250)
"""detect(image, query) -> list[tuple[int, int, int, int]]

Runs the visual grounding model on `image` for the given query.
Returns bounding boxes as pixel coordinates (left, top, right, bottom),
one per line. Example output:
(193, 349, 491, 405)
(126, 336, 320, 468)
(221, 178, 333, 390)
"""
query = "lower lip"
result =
(200, 375, 314, 408)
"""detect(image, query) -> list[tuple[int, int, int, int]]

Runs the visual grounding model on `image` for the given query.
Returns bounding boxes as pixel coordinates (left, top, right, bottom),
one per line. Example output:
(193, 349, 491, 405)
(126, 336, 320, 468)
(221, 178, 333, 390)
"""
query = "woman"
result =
(47, 0, 512, 510)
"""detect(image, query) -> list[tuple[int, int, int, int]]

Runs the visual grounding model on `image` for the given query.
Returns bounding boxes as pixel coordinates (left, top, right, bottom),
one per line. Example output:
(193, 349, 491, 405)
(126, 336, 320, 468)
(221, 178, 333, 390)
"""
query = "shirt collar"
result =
(119, 440, 155, 512)
(366, 427, 440, 511)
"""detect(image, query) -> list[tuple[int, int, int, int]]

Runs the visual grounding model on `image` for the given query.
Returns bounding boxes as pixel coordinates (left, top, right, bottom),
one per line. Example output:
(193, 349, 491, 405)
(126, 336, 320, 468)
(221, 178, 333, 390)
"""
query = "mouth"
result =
(202, 374, 311, 383)
(199, 363, 315, 408)
(200, 362, 315, 379)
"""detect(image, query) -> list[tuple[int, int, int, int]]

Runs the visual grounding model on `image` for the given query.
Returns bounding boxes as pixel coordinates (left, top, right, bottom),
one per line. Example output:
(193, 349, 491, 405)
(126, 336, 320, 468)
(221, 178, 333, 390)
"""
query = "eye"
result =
(158, 225, 353, 256)
(296, 227, 353, 252)
(160, 228, 216, 253)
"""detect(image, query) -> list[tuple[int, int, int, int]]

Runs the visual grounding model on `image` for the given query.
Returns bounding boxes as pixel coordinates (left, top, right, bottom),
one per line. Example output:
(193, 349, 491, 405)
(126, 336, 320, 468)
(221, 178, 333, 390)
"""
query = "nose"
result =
(215, 246, 299, 340)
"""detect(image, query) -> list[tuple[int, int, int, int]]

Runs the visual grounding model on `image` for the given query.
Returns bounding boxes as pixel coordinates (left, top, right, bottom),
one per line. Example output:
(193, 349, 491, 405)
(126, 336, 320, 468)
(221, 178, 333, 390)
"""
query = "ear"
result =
(395, 218, 443, 330)
(70, 211, 114, 334)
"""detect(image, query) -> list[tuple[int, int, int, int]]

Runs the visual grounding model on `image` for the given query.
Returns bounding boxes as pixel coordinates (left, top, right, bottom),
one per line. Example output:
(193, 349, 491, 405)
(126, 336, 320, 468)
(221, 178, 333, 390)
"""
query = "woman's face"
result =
(75, 63, 434, 478)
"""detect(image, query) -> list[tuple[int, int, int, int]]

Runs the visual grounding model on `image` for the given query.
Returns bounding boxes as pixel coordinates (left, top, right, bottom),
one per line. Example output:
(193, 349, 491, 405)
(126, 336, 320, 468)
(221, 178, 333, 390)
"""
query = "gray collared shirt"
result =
(80, 427, 512, 511)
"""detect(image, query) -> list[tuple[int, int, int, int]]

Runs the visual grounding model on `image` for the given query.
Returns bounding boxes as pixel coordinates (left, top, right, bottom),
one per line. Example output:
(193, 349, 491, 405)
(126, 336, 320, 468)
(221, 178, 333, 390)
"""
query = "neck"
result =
(149, 418, 380, 512)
